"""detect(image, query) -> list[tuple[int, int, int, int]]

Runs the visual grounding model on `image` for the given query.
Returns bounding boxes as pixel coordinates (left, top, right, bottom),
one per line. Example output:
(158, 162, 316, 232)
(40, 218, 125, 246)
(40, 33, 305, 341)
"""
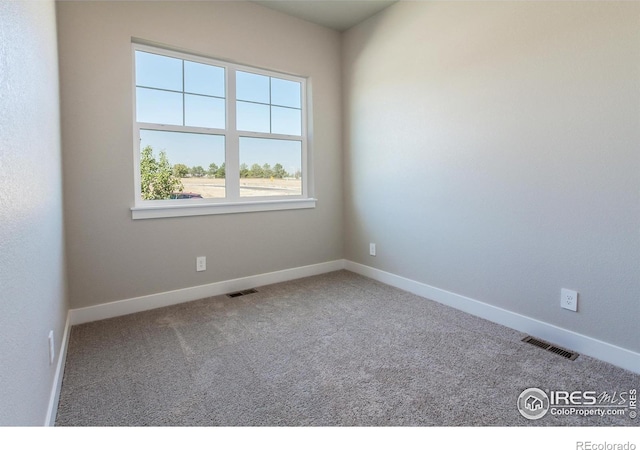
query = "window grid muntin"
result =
(135, 51, 226, 129)
(135, 85, 226, 101)
(235, 70, 302, 136)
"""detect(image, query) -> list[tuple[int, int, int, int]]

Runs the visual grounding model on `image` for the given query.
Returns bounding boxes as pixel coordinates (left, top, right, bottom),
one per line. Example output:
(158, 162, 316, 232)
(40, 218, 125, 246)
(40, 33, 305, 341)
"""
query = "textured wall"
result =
(0, 0, 68, 425)
(57, 1, 343, 308)
(343, 1, 640, 352)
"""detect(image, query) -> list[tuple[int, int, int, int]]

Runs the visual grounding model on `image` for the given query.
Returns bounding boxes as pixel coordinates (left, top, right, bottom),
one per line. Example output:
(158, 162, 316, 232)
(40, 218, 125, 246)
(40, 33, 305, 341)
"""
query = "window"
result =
(131, 43, 314, 219)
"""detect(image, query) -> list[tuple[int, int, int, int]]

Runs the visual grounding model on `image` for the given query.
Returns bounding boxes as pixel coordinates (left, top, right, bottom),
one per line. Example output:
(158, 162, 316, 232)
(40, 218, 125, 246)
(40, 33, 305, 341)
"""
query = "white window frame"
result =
(130, 43, 315, 219)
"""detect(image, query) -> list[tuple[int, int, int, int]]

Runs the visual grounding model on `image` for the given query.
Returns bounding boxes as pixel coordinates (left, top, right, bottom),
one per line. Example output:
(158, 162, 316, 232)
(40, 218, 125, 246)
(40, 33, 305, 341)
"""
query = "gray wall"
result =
(0, 0, 68, 425)
(57, 1, 343, 309)
(343, 1, 640, 352)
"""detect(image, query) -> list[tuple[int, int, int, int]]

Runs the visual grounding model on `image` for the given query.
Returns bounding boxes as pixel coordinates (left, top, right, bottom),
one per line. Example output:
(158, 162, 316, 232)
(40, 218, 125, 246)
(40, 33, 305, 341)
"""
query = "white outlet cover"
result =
(48, 330, 55, 365)
(196, 256, 206, 272)
(561, 288, 578, 312)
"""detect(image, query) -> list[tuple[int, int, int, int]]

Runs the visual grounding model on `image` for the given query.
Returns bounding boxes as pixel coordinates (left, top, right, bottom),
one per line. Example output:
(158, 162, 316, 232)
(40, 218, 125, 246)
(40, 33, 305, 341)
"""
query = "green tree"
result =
(273, 163, 287, 179)
(216, 162, 225, 179)
(250, 163, 263, 178)
(173, 163, 189, 178)
(239, 163, 249, 178)
(262, 163, 274, 179)
(140, 145, 183, 200)
(208, 163, 219, 178)
(191, 165, 205, 177)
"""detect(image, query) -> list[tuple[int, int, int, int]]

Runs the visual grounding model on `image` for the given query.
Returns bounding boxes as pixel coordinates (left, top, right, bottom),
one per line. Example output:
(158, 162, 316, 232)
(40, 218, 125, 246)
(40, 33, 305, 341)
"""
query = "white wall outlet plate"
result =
(369, 243, 376, 256)
(561, 288, 578, 312)
(48, 330, 55, 365)
(196, 256, 206, 272)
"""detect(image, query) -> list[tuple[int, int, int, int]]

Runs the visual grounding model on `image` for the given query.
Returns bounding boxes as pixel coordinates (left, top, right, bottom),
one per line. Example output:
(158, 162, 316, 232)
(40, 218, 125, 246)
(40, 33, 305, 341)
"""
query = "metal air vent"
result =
(522, 336, 579, 361)
(226, 288, 258, 298)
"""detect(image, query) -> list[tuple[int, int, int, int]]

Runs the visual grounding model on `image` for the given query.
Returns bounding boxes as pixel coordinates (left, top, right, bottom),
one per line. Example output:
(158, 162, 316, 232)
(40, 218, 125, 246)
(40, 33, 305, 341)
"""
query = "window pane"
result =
(184, 61, 224, 97)
(236, 71, 270, 103)
(271, 78, 301, 108)
(136, 87, 183, 125)
(135, 51, 182, 91)
(271, 106, 301, 136)
(237, 101, 270, 133)
(239, 137, 302, 197)
(185, 94, 225, 129)
(140, 130, 225, 199)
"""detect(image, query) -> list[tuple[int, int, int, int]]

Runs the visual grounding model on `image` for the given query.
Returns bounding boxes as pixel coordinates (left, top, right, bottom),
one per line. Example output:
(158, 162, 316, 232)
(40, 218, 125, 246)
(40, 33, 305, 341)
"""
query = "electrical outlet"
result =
(561, 288, 578, 312)
(48, 330, 55, 365)
(369, 243, 376, 256)
(196, 256, 206, 272)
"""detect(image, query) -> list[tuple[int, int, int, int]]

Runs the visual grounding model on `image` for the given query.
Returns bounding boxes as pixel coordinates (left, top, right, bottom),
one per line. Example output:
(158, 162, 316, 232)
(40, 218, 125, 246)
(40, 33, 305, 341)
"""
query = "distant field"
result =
(180, 177, 301, 198)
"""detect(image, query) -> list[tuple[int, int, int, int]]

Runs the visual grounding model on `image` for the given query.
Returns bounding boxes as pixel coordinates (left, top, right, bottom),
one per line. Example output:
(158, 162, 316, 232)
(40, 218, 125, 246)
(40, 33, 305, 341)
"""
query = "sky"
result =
(136, 50, 303, 173)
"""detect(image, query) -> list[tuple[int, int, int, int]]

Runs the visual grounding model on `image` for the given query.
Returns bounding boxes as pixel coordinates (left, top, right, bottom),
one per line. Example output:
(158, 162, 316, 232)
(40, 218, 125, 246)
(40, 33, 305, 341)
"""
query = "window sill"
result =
(131, 198, 317, 220)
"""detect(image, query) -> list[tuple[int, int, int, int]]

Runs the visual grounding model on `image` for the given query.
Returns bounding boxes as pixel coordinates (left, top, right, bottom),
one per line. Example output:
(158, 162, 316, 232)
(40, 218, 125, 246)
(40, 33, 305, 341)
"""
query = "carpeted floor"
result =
(55, 270, 639, 426)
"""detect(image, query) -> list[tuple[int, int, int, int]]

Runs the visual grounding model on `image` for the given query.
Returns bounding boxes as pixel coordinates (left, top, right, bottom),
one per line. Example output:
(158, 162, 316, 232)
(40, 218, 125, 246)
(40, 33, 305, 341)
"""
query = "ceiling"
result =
(254, 1, 398, 32)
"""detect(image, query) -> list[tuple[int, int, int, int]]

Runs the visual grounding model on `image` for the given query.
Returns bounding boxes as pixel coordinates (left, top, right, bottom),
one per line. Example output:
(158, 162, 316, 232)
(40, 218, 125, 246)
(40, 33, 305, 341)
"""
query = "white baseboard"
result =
(69, 260, 346, 326)
(345, 261, 640, 375)
(65, 257, 639, 375)
(52, 257, 638, 425)
(45, 313, 71, 426)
